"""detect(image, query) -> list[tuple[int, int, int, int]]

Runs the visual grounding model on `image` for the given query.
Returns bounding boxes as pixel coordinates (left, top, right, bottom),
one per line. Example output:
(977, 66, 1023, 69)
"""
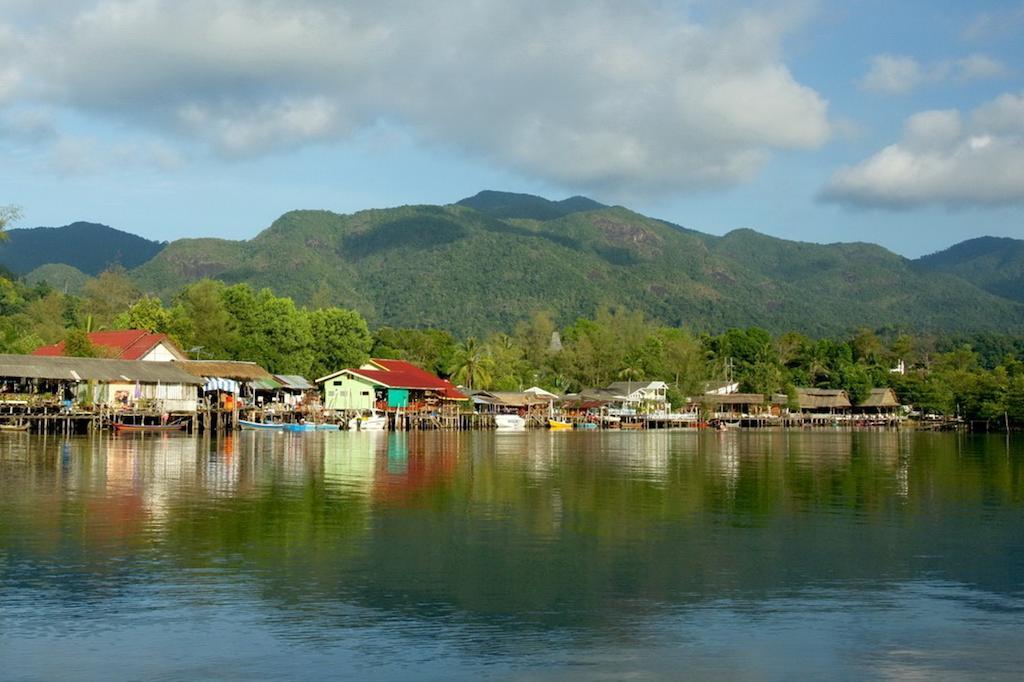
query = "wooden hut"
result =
(701, 393, 768, 420)
(794, 388, 853, 422)
(0, 354, 201, 431)
(855, 388, 903, 423)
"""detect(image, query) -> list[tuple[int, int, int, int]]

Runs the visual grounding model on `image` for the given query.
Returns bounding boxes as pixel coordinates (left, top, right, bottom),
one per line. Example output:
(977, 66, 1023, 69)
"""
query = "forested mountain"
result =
(0, 222, 165, 275)
(915, 236, 1024, 304)
(23, 263, 90, 295)
(121, 192, 1024, 336)
(456, 190, 607, 220)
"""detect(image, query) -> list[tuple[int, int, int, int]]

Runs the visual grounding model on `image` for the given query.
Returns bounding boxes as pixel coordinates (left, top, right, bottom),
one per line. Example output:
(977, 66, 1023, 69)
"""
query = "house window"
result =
(361, 391, 370, 396)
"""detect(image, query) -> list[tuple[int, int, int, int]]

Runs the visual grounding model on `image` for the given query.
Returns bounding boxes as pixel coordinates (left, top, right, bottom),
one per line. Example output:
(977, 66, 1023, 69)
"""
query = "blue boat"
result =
(239, 419, 284, 430)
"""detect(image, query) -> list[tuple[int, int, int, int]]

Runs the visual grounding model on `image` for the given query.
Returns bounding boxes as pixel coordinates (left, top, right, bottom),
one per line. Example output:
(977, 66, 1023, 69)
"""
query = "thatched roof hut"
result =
(176, 360, 276, 382)
(857, 388, 901, 409)
(795, 388, 852, 412)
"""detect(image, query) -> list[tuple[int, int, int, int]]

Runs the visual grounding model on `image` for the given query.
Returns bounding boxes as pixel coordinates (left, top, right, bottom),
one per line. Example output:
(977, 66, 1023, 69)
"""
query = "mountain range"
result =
(8, 191, 1024, 336)
(0, 221, 166, 277)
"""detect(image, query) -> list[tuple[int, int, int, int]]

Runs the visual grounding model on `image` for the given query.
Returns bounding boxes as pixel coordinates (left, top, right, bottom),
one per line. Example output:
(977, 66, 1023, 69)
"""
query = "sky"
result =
(1, 0, 1023, 257)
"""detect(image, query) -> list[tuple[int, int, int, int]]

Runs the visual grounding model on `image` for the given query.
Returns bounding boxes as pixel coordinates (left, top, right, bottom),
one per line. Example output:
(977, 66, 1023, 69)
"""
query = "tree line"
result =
(1, 265, 1024, 427)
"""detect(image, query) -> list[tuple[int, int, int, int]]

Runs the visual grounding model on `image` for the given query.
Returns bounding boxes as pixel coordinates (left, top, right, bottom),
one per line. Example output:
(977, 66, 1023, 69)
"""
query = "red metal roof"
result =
(351, 358, 467, 400)
(32, 330, 184, 361)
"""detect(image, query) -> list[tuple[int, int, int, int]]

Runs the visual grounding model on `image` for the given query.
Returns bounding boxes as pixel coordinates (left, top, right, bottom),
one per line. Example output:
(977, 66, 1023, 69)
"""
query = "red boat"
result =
(112, 422, 186, 433)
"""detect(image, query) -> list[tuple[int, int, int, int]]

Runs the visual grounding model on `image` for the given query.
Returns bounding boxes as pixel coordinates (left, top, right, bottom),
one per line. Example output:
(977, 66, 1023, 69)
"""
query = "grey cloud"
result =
(0, 0, 831, 194)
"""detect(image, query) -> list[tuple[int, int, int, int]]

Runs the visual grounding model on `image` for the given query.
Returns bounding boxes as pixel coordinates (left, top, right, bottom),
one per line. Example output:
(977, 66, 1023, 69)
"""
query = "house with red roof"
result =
(317, 358, 466, 413)
(32, 330, 187, 362)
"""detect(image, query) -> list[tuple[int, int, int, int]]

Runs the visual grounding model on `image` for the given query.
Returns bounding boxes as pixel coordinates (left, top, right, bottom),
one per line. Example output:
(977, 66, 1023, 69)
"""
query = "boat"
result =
(576, 422, 598, 430)
(548, 419, 573, 431)
(239, 419, 284, 430)
(494, 414, 526, 431)
(348, 412, 388, 431)
(283, 422, 317, 432)
(112, 422, 186, 433)
(315, 423, 340, 431)
(0, 423, 29, 432)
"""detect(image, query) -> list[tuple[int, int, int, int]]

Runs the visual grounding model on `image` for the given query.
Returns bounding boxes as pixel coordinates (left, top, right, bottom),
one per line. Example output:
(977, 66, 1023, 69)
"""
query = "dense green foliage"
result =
(917, 236, 1024, 304)
(0, 221, 165, 275)
(0, 271, 372, 378)
(5, 192, 1024, 427)
(117, 194, 1024, 336)
(455, 189, 607, 220)
(18, 192, 1024, 337)
(1, 264, 1024, 426)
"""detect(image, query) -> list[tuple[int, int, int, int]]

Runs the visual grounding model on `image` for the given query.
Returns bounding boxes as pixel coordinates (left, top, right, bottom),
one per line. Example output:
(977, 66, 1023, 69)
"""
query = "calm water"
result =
(1, 430, 1022, 680)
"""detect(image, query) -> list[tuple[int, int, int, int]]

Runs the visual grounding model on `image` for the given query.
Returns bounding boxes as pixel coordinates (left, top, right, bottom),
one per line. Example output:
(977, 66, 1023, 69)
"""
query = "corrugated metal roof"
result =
(33, 330, 185, 361)
(249, 378, 283, 390)
(274, 374, 314, 390)
(0, 354, 203, 384)
(320, 359, 466, 400)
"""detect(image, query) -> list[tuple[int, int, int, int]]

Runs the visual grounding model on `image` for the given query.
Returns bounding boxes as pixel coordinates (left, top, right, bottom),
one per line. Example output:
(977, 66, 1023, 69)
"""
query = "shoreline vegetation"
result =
(2, 269, 1023, 429)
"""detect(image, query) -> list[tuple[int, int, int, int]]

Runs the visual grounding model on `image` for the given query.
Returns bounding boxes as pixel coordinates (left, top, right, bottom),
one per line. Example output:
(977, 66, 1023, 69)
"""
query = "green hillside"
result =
(915, 236, 1024, 304)
(0, 221, 166, 275)
(23, 263, 91, 295)
(456, 190, 607, 220)
(129, 192, 1024, 336)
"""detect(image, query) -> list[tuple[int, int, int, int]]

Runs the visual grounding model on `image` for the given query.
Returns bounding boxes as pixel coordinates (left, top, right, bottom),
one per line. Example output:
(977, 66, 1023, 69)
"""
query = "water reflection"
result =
(0, 431, 1022, 678)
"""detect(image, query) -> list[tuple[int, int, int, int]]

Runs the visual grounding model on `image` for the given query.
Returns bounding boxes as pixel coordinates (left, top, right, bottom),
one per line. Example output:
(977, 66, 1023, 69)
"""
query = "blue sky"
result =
(1, 0, 1022, 257)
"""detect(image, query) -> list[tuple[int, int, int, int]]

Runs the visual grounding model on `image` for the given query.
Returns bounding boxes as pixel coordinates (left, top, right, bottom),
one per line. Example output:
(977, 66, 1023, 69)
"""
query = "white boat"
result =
(348, 411, 388, 431)
(494, 414, 526, 431)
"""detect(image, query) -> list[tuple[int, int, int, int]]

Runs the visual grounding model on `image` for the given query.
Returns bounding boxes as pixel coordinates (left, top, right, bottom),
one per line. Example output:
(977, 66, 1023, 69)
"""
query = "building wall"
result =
(140, 343, 183, 362)
(80, 381, 197, 412)
(323, 374, 377, 411)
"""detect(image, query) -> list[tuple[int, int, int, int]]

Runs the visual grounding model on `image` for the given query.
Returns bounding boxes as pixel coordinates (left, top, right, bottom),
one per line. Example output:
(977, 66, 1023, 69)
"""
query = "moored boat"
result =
(548, 419, 573, 431)
(494, 414, 526, 431)
(239, 419, 284, 430)
(283, 422, 317, 432)
(112, 422, 186, 433)
(0, 423, 30, 432)
(348, 412, 388, 431)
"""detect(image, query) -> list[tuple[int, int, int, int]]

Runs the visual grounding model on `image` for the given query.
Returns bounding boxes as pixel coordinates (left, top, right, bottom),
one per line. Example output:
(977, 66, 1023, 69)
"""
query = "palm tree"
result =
(450, 337, 492, 390)
(0, 205, 21, 244)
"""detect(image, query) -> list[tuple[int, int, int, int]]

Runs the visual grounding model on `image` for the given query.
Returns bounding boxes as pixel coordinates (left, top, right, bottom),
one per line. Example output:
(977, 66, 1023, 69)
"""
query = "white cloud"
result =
(860, 55, 924, 95)
(0, 0, 831, 194)
(963, 3, 1024, 41)
(859, 53, 1008, 95)
(822, 92, 1024, 208)
(953, 54, 1009, 81)
(972, 92, 1024, 133)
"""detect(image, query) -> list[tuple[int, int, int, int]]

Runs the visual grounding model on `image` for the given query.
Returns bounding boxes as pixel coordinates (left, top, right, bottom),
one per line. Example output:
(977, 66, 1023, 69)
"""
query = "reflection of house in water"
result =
(371, 433, 459, 506)
(103, 435, 210, 526)
(322, 432, 383, 494)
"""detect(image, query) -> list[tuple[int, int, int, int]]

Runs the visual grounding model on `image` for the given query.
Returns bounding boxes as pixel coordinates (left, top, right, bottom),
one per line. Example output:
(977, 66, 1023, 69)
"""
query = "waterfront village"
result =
(0, 329, 917, 435)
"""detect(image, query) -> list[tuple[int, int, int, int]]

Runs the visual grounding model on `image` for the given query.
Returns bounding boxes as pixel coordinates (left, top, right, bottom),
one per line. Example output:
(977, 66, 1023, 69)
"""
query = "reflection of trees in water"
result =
(0, 432, 1022, 640)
